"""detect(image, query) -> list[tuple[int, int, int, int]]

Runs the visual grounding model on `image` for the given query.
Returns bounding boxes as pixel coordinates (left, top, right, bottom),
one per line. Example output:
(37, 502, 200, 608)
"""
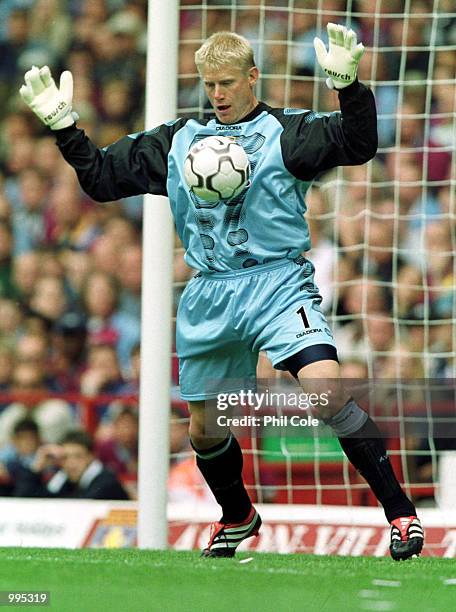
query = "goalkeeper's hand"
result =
(19, 66, 76, 130)
(314, 23, 364, 90)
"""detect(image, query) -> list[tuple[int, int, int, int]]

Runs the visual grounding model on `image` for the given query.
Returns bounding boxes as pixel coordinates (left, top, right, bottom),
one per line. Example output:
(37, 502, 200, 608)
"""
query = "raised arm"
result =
(274, 23, 377, 181)
(53, 124, 173, 202)
(20, 66, 180, 202)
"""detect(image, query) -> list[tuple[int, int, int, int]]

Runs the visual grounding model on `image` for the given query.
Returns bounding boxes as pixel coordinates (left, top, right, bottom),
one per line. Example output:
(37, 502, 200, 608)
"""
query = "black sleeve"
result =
(12, 466, 53, 497)
(80, 470, 129, 500)
(54, 120, 186, 203)
(276, 80, 378, 181)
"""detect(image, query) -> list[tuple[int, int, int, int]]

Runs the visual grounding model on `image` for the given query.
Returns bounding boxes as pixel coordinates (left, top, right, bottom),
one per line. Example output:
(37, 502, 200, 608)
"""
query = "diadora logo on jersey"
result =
(296, 328, 322, 338)
(284, 108, 307, 115)
(216, 125, 242, 131)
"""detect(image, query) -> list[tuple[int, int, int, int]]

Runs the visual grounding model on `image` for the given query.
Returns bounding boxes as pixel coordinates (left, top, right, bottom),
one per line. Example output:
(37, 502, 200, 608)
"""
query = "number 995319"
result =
(1, 592, 50, 606)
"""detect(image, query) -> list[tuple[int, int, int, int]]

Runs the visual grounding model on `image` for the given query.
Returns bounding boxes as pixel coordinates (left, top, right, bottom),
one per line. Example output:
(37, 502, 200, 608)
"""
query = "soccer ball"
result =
(184, 136, 250, 202)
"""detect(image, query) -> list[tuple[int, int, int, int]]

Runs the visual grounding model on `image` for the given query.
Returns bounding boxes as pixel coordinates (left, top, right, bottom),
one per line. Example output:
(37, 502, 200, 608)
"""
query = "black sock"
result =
(338, 416, 416, 523)
(192, 434, 252, 523)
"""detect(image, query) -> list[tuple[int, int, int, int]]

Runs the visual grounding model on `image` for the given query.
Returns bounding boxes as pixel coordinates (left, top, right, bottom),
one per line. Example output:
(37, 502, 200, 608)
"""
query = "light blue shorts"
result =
(176, 257, 337, 401)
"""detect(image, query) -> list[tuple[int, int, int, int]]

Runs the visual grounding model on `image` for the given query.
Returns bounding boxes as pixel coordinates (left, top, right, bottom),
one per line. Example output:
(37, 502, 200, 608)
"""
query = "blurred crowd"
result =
(0, 0, 454, 502)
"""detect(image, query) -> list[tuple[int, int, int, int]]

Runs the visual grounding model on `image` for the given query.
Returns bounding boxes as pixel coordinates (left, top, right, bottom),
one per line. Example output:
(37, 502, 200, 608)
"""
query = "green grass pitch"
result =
(0, 548, 455, 612)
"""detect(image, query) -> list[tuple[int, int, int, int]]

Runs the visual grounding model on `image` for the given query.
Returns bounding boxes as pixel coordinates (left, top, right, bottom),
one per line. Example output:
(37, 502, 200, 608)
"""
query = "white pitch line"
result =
(372, 580, 401, 588)
(239, 557, 253, 564)
(443, 578, 456, 585)
(358, 590, 380, 598)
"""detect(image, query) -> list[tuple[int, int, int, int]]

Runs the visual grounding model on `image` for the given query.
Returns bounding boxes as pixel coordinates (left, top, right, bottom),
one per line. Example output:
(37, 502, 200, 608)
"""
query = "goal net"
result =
(170, 0, 456, 553)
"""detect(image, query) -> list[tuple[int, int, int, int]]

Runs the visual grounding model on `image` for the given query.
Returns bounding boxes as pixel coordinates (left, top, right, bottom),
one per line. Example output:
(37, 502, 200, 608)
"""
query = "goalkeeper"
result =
(21, 24, 423, 560)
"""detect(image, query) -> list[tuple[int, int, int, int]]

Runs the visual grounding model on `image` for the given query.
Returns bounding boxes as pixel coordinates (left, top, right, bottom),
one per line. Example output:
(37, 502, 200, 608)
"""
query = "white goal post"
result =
(137, 0, 179, 549)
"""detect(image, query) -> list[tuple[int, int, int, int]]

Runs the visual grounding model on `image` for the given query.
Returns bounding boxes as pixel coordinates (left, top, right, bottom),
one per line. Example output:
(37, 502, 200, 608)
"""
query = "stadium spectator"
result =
(306, 194, 337, 312)
(0, 345, 14, 393)
(28, 273, 67, 320)
(90, 234, 120, 276)
(423, 65, 455, 183)
(339, 359, 368, 379)
(47, 181, 100, 251)
(380, 343, 425, 380)
(340, 277, 390, 320)
(28, 0, 72, 62)
(49, 311, 87, 393)
(357, 48, 398, 147)
(122, 343, 140, 395)
(437, 185, 454, 216)
(13, 429, 129, 499)
(11, 167, 49, 255)
(81, 270, 140, 370)
(395, 100, 425, 153)
(60, 248, 92, 303)
(0, 110, 35, 154)
(0, 193, 11, 222)
(15, 331, 70, 392)
(338, 313, 396, 376)
(34, 134, 66, 178)
(0, 416, 41, 493)
(99, 80, 134, 129)
(319, 160, 388, 255)
(177, 33, 201, 113)
(40, 249, 65, 279)
(117, 243, 142, 320)
(398, 306, 427, 358)
(0, 358, 74, 448)
(388, 0, 431, 79)
(396, 265, 424, 319)
(0, 9, 31, 111)
(288, 68, 316, 111)
(103, 215, 139, 249)
(15, 330, 48, 363)
(0, 221, 15, 298)
(0, 299, 23, 347)
(363, 199, 396, 286)
(80, 343, 126, 400)
(385, 163, 441, 266)
(95, 403, 138, 481)
(11, 251, 41, 306)
(291, 1, 349, 73)
(92, 11, 144, 93)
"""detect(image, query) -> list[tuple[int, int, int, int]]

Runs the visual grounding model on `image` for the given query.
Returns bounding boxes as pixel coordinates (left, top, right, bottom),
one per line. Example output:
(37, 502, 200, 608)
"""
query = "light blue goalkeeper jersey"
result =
(166, 110, 312, 272)
(55, 81, 377, 273)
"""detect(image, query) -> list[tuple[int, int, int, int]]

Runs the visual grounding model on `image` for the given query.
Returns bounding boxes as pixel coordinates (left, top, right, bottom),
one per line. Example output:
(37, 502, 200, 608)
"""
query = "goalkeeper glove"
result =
(19, 66, 76, 130)
(314, 23, 364, 90)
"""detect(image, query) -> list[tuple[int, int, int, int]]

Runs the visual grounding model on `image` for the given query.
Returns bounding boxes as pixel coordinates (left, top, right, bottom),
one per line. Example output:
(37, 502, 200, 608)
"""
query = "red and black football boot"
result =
(390, 516, 424, 560)
(201, 506, 262, 558)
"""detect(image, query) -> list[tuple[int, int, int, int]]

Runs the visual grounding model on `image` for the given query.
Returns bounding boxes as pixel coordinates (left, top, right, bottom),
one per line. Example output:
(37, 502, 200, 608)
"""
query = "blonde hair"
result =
(195, 32, 256, 74)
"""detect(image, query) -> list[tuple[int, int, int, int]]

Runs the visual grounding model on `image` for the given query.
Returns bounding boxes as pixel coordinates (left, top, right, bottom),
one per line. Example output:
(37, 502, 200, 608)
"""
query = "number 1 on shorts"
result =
(296, 305, 310, 329)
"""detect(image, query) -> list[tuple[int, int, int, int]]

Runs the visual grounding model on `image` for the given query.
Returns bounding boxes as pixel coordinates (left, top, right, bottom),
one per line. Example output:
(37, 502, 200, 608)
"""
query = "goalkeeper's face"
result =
(202, 65, 259, 124)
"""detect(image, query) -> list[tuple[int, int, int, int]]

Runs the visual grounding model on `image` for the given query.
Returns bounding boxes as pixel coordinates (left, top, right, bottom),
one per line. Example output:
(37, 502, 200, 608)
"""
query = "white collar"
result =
(79, 459, 104, 489)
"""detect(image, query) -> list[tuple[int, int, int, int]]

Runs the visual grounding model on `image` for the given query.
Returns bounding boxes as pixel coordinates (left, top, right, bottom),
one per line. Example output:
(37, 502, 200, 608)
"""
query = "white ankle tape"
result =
(327, 399, 368, 437)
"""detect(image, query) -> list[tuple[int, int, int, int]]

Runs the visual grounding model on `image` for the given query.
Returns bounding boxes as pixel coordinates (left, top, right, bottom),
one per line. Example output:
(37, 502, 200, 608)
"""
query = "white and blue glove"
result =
(19, 66, 77, 130)
(314, 23, 364, 90)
